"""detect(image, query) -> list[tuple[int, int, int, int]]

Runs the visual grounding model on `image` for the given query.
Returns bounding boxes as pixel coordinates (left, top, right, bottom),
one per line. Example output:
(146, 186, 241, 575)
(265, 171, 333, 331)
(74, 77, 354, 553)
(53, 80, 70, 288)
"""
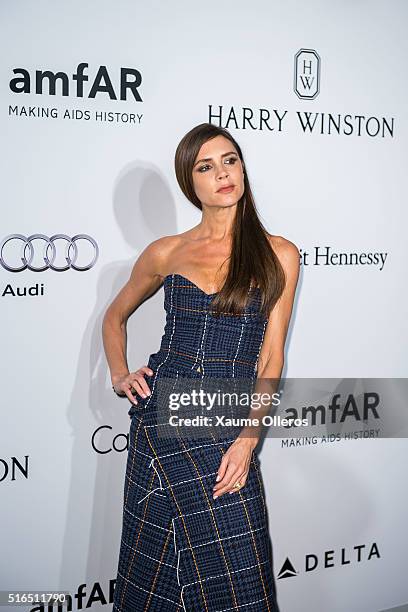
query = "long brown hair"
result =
(174, 122, 286, 320)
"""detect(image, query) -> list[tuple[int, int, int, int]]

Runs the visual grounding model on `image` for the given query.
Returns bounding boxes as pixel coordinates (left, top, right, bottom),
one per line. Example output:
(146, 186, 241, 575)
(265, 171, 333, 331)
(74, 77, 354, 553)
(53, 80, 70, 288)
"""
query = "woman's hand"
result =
(212, 437, 258, 499)
(112, 366, 154, 404)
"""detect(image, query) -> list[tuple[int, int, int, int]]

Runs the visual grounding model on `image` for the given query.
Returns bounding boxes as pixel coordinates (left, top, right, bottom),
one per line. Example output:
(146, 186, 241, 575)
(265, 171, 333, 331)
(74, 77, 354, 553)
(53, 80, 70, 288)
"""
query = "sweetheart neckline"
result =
(163, 273, 260, 298)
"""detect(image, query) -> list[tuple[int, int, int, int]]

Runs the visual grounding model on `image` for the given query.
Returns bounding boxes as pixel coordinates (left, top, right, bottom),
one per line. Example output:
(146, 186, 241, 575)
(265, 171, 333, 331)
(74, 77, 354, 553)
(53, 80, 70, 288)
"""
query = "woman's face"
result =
(192, 135, 245, 207)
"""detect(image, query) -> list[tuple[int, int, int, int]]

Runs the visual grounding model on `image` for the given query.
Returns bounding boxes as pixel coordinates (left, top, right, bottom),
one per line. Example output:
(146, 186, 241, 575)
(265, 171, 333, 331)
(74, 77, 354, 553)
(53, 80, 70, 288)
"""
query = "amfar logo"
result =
(294, 48, 320, 100)
(9, 63, 142, 101)
(29, 579, 116, 611)
(278, 542, 380, 578)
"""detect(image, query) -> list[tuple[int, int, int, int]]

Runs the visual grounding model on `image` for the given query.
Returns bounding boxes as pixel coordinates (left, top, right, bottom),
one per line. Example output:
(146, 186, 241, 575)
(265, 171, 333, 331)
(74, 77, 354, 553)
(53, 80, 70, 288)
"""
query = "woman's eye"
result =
(197, 157, 237, 172)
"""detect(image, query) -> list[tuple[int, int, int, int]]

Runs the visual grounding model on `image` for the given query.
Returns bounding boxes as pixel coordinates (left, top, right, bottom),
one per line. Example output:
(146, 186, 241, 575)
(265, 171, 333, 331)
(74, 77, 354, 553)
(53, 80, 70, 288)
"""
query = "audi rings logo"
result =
(0, 234, 99, 272)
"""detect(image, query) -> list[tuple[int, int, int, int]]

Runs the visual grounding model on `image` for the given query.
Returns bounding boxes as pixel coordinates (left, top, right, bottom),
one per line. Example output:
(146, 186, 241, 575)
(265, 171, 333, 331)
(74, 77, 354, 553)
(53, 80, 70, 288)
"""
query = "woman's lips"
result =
(217, 186, 235, 194)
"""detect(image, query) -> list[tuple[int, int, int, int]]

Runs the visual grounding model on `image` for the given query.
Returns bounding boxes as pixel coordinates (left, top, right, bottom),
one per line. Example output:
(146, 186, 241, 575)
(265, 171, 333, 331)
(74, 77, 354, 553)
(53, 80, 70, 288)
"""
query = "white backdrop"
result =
(1, 1, 407, 611)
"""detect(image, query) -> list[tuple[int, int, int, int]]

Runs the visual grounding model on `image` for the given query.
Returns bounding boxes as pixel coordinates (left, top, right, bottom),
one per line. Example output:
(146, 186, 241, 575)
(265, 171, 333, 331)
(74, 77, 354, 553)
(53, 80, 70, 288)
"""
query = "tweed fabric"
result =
(112, 274, 280, 611)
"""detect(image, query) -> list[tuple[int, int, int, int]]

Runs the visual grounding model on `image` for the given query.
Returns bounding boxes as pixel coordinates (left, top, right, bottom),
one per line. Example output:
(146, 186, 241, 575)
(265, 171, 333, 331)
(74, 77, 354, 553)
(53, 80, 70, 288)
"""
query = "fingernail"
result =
(213, 494, 218, 499)
(229, 491, 234, 494)
(141, 394, 146, 398)
(216, 475, 220, 482)
(133, 401, 137, 405)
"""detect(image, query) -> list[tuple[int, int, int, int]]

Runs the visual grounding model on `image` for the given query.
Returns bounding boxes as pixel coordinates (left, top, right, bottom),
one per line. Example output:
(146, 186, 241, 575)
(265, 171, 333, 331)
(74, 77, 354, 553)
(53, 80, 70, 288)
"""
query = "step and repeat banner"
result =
(1, 1, 407, 611)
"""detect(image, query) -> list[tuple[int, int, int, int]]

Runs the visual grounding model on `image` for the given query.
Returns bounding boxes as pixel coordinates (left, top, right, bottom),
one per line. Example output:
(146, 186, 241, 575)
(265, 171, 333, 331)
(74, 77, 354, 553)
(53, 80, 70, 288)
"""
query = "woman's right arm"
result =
(102, 238, 169, 404)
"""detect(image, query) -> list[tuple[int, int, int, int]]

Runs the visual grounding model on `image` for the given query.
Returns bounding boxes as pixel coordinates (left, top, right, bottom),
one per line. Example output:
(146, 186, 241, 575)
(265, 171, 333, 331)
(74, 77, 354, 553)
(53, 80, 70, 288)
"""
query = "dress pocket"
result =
(127, 398, 145, 419)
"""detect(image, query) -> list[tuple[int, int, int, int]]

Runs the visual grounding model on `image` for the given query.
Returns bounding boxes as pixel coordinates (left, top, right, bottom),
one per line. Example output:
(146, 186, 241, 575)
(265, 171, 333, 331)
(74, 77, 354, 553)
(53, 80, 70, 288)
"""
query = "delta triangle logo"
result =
(277, 557, 298, 579)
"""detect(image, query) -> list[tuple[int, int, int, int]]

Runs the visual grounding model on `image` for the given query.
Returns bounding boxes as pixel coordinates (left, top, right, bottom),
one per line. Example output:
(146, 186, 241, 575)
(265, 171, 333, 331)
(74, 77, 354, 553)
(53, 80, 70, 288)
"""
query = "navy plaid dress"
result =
(112, 273, 280, 612)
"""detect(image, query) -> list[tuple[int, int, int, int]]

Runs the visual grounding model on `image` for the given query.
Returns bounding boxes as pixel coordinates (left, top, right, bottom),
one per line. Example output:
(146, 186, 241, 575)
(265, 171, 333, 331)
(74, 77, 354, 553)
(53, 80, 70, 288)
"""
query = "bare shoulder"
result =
(137, 235, 178, 275)
(136, 231, 193, 280)
(266, 233, 300, 268)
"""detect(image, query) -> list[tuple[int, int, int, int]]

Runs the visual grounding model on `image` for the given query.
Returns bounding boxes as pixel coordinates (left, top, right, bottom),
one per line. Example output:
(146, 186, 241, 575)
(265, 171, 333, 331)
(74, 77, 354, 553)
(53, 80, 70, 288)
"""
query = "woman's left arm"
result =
(212, 236, 300, 499)
(256, 236, 300, 380)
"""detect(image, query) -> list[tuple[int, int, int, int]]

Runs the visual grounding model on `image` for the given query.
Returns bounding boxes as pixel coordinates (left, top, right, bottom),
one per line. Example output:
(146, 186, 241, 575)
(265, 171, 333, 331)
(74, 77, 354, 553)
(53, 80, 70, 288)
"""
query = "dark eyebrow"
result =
(193, 151, 238, 168)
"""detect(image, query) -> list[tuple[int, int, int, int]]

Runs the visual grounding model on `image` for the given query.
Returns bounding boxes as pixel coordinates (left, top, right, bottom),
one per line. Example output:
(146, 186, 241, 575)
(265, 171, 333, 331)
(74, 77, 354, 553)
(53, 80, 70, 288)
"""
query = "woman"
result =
(103, 122, 299, 611)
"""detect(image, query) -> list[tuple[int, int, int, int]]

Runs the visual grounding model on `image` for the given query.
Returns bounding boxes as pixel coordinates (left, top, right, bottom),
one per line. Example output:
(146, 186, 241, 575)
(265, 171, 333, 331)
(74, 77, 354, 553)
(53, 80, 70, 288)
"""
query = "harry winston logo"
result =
(294, 49, 321, 99)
